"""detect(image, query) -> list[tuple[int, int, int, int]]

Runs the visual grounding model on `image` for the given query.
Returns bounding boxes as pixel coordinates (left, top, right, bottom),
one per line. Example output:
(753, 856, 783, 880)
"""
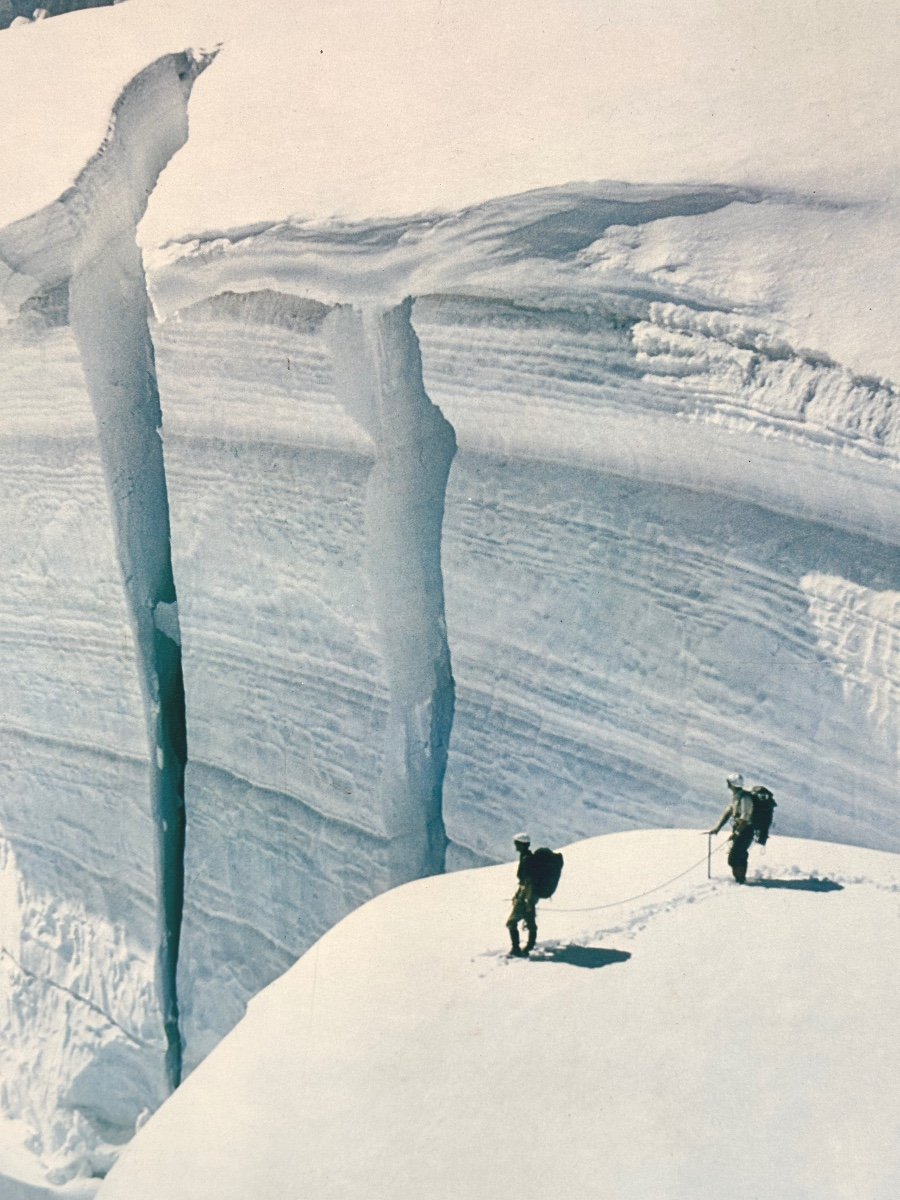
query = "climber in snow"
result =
(505, 833, 565, 956)
(707, 771, 777, 883)
(506, 833, 538, 956)
(708, 773, 755, 883)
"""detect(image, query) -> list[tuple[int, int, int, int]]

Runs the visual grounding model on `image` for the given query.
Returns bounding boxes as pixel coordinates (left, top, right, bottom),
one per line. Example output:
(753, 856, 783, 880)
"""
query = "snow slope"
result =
(0, 0, 898, 1189)
(97, 830, 900, 1200)
(4, 0, 899, 233)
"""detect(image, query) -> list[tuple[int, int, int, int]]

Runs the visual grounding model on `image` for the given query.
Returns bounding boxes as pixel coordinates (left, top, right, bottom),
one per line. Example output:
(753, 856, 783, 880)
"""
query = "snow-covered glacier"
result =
(0, 0, 898, 1190)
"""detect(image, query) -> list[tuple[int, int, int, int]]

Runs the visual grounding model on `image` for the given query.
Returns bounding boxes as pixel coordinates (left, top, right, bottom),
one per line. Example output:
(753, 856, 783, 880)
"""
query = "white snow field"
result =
(0, 0, 899, 1192)
(96, 830, 900, 1200)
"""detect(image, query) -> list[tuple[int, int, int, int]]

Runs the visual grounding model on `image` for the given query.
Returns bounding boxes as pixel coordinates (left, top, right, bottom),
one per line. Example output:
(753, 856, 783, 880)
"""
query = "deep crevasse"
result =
(167, 298, 458, 1069)
(0, 50, 210, 1178)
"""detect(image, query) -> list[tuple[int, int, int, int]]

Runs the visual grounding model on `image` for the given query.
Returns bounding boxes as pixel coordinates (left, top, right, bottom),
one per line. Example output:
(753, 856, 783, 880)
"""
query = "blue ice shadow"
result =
(531, 944, 632, 969)
(750, 877, 843, 893)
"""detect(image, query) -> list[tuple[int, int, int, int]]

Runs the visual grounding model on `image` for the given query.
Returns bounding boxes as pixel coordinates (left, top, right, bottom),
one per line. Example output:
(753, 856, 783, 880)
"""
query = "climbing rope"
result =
(540, 837, 729, 914)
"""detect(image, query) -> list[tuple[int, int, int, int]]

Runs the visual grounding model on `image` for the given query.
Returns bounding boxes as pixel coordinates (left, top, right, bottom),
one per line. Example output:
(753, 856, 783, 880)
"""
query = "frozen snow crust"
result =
(97, 830, 900, 1200)
(1, 0, 899, 1191)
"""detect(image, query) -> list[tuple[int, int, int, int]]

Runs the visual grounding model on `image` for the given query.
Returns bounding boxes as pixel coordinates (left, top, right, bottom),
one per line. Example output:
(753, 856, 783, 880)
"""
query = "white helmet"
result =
(513, 832, 531, 846)
(726, 773, 744, 788)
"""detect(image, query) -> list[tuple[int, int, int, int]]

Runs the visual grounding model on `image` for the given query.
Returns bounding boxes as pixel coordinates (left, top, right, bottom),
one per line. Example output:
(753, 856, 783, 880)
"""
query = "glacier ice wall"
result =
(0, 317, 170, 1181)
(1, 50, 899, 1193)
(141, 267, 900, 1067)
(0, 50, 210, 1179)
(411, 293, 900, 859)
(152, 295, 456, 1067)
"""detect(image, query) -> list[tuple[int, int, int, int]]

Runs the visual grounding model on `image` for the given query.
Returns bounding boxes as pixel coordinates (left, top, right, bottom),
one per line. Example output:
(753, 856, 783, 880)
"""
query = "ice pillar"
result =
(327, 300, 457, 879)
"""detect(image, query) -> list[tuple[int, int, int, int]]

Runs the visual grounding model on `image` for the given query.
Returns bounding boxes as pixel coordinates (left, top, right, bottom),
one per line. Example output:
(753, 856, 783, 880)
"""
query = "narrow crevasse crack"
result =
(68, 231, 188, 1088)
(326, 298, 457, 881)
(0, 49, 216, 1093)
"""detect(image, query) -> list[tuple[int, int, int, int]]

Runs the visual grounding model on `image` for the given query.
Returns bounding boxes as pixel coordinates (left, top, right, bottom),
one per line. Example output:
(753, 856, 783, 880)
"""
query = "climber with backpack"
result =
(506, 832, 564, 956)
(706, 772, 777, 883)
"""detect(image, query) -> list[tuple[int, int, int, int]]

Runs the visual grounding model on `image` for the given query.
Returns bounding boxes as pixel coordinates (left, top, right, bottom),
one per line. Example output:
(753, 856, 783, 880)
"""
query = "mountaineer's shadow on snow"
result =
(750, 877, 843, 892)
(531, 945, 632, 969)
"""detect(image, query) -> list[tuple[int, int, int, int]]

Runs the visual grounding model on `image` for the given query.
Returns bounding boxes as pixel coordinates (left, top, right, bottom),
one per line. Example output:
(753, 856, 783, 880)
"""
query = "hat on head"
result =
(726, 773, 744, 788)
(513, 832, 531, 846)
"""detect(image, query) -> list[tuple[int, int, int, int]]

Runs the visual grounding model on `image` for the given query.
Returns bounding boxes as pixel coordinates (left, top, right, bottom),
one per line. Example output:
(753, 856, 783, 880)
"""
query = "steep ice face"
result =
(438, 453, 900, 860)
(68, 238, 188, 1091)
(4, 175, 899, 1180)
(153, 296, 457, 1068)
(138, 180, 900, 1076)
(0, 394, 170, 1183)
(0, 49, 210, 1177)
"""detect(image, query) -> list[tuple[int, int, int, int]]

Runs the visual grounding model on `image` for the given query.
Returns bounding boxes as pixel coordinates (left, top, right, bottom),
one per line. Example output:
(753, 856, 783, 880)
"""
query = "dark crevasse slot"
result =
(68, 232, 190, 1088)
(154, 626, 187, 1087)
(0, 50, 216, 1099)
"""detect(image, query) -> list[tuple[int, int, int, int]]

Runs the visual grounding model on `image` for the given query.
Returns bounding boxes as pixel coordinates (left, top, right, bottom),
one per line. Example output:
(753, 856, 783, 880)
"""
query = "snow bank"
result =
(142, 0, 900, 231)
(4, 2, 900, 366)
(4, 0, 900, 235)
(97, 830, 900, 1200)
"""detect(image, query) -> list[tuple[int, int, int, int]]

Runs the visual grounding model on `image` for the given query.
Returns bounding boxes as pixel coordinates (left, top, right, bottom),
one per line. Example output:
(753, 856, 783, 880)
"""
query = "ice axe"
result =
(707, 832, 713, 879)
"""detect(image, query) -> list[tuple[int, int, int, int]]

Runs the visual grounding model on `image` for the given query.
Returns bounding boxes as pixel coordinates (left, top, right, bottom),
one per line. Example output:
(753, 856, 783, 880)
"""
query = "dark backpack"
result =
(527, 847, 564, 899)
(750, 786, 777, 845)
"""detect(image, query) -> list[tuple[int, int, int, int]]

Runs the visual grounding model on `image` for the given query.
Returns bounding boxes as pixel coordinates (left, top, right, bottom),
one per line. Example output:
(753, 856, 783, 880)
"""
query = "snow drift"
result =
(0, 0, 898, 1189)
(96, 830, 900, 1200)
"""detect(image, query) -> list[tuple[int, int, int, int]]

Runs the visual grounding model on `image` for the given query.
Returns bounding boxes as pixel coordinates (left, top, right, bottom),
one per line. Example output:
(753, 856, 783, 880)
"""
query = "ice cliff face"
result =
(0, 48, 208, 1180)
(1, 8, 899, 1190)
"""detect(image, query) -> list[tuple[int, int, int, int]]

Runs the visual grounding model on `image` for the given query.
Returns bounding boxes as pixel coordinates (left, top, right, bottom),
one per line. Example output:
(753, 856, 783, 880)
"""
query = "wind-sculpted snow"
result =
(412, 288, 900, 543)
(143, 189, 900, 549)
(143, 184, 753, 315)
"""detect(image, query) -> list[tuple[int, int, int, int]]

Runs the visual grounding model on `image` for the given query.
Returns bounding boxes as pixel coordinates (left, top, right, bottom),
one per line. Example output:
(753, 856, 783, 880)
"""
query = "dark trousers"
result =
(507, 886, 537, 952)
(728, 824, 755, 883)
